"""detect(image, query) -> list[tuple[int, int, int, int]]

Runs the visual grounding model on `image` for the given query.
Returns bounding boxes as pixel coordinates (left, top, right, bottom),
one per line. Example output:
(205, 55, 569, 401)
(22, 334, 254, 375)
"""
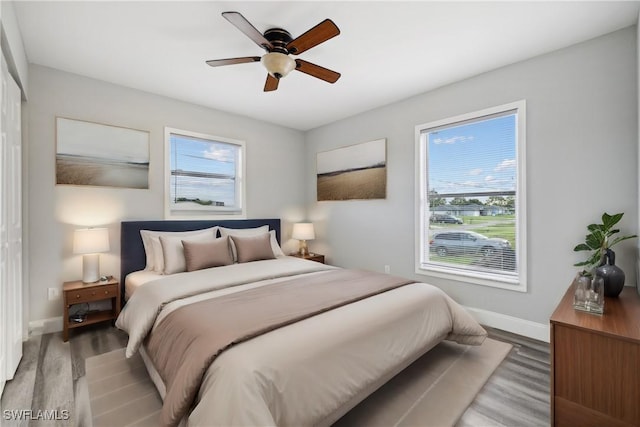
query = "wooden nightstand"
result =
(63, 278, 121, 342)
(550, 284, 640, 426)
(290, 252, 325, 264)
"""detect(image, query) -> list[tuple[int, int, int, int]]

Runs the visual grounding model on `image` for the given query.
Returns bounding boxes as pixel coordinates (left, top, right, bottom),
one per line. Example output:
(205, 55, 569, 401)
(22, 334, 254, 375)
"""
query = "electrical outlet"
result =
(48, 288, 60, 301)
(384, 265, 391, 274)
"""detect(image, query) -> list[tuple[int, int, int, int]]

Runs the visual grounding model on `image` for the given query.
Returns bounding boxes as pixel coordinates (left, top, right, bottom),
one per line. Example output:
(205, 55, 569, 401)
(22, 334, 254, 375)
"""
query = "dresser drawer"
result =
(67, 284, 118, 303)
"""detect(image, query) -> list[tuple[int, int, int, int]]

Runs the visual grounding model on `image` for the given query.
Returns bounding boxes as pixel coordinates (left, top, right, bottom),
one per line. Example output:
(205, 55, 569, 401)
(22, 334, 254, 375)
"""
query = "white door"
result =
(0, 49, 5, 396)
(1, 53, 22, 387)
(5, 55, 21, 379)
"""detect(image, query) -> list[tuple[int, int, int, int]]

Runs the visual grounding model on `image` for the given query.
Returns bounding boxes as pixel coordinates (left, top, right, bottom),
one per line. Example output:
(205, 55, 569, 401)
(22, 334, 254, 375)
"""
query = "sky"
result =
(170, 134, 236, 176)
(317, 138, 386, 174)
(170, 134, 238, 205)
(427, 114, 516, 197)
(57, 118, 149, 163)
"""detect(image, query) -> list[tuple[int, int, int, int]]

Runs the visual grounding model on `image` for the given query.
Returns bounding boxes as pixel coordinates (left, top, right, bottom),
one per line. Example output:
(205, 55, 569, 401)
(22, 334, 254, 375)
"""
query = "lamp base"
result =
(82, 253, 100, 283)
(298, 240, 309, 257)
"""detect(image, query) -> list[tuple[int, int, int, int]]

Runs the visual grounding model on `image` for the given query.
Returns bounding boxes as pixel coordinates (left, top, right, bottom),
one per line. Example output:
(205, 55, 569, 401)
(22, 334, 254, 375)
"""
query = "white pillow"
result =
(140, 227, 218, 272)
(151, 237, 164, 272)
(269, 230, 286, 258)
(219, 226, 285, 260)
(140, 230, 155, 271)
(219, 225, 269, 237)
(160, 232, 218, 275)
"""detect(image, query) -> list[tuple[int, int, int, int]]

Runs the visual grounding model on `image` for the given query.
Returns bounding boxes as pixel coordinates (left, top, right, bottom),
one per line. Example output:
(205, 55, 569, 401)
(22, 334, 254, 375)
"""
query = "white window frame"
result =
(414, 101, 527, 292)
(164, 127, 246, 219)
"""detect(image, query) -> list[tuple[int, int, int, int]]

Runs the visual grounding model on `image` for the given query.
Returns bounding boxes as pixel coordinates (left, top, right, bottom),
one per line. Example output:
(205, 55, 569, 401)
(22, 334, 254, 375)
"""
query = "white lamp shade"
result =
(292, 223, 315, 241)
(73, 228, 110, 254)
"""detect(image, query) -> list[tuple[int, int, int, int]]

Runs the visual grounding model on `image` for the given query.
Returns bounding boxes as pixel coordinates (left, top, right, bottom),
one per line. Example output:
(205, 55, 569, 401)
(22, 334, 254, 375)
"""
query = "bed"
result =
(116, 219, 487, 427)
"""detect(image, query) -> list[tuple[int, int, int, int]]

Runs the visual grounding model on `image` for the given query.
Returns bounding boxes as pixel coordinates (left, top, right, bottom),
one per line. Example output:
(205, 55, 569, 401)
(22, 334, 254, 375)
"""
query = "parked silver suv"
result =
(430, 231, 510, 257)
(430, 214, 463, 224)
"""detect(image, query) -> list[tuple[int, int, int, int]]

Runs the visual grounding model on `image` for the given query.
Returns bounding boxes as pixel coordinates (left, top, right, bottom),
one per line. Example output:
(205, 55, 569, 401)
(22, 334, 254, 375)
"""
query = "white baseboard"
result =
(28, 316, 63, 335)
(463, 306, 550, 343)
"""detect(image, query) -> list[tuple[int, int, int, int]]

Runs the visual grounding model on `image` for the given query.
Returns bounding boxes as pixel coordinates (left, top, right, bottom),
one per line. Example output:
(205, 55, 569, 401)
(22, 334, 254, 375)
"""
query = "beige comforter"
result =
(148, 269, 415, 427)
(116, 257, 487, 426)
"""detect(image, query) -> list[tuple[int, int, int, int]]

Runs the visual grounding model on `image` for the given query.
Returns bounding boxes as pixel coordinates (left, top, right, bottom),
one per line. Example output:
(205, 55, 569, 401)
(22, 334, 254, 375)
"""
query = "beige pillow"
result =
(159, 232, 218, 275)
(182, 236, 233, 272)
(219, 226, 284, 260)
(229, 234, 276, 263)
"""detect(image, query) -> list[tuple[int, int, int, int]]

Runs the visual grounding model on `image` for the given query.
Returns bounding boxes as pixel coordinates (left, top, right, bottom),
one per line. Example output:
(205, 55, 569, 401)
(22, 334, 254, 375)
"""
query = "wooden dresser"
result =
(550, 284, 640, 426)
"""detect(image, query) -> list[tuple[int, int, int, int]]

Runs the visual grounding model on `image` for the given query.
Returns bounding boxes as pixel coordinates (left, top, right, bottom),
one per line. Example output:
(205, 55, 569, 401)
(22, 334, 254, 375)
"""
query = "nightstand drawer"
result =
(68, 284, 118, 303)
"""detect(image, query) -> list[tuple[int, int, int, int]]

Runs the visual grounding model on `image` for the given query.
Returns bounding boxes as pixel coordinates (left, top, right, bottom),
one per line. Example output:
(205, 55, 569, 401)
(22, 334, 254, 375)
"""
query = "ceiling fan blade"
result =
(222, 12, 273, 51)
(206, 57, 261, 67)
(264, 74, 279, 92)
(295, 59, 341, 83)
(286, 19, 340, 55)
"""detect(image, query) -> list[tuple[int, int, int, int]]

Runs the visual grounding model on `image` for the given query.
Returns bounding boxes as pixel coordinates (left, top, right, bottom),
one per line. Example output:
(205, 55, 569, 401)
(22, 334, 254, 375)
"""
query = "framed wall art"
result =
(316, 138, 386, 201)
(56, 117, 150, 189)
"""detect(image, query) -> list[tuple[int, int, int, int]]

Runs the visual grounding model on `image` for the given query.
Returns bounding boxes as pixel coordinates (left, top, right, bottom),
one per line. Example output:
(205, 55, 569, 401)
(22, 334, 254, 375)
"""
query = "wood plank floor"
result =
(457, 327, 550, 427)
(0, 324, 549, 426)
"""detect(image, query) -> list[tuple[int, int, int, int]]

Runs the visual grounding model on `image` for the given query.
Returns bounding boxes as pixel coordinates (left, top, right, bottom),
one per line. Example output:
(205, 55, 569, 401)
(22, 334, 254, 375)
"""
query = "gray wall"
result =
(27, 65, 306, 322)
(305, 27, 638, 325)
(24, 26, 640, 328)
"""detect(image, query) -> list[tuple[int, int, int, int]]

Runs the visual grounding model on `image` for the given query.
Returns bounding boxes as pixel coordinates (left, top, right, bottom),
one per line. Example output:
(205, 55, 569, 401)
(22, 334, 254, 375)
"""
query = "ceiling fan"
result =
(206, 12, 341, 92)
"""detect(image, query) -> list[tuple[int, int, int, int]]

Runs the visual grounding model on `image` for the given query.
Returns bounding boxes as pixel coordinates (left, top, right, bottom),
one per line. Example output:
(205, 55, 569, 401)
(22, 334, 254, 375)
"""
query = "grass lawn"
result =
(474, 223, 516, 247)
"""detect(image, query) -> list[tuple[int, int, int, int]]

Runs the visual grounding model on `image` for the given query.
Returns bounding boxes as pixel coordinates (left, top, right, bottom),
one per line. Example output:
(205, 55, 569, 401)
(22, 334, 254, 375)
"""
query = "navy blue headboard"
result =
(120, 219, 281, 297)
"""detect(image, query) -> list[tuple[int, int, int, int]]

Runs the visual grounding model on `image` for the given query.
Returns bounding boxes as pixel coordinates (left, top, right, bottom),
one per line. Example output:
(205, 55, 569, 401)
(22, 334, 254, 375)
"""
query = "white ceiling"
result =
(13, 1, 640, 131)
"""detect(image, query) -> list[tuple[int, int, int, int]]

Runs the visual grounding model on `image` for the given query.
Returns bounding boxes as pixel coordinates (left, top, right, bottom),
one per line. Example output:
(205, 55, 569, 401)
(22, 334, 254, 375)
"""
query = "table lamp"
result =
(292, 223, 315, 256)
(73, 228, 110, 283)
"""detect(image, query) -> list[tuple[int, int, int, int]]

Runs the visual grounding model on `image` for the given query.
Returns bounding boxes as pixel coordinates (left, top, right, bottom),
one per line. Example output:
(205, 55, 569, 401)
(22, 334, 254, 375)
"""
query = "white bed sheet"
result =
(117, 258, 487, 426)
(125, 270, 164, 300)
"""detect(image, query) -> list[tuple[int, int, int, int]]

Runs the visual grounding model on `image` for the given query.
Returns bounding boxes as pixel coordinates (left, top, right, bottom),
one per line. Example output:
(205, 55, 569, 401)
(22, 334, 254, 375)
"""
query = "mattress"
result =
(116, 257, 487, 426)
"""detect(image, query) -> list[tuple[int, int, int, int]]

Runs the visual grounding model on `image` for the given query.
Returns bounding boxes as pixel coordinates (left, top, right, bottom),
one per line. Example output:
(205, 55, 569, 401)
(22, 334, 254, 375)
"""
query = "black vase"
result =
(595, 249, 625, 297)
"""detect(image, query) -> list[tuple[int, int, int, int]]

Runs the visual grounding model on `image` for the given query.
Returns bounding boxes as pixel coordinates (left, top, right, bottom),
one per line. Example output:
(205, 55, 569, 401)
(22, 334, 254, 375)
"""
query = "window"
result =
(165, 128, 245, 218)
(415, 101, 526, 291)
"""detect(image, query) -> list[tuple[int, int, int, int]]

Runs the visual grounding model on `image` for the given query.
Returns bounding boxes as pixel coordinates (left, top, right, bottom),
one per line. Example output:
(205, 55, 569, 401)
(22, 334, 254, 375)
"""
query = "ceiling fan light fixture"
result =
(261, 52, 296, 79)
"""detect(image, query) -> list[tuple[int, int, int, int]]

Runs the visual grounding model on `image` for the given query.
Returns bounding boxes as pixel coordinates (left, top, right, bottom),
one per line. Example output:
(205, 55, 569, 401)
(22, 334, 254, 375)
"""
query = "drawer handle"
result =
(76, 294, 81, 299)
(105, 290, 109, 295)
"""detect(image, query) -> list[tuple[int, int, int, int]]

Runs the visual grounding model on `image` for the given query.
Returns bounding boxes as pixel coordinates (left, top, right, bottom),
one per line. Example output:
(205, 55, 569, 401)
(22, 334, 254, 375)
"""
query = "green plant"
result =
(573, 212, 637, 270)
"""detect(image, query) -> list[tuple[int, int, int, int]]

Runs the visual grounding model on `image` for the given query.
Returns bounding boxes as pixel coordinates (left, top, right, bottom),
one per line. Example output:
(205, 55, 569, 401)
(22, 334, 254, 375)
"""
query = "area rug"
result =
(85, 338, 511, 427)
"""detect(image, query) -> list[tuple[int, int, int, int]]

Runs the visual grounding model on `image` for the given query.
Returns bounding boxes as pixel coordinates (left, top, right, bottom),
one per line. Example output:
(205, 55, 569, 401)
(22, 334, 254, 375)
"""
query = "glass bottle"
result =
(572, 272, 589, 311)
(586, 273, 605, 314)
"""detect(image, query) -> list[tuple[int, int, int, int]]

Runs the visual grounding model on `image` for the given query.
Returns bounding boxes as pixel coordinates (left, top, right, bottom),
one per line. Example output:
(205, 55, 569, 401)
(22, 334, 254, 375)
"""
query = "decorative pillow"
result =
(229, 234, 276, 263)
(140, 227, 218, 272)
(159, 231, 218, 275)
(182, 236, 233, 272)
(219, 226, 284, 260)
